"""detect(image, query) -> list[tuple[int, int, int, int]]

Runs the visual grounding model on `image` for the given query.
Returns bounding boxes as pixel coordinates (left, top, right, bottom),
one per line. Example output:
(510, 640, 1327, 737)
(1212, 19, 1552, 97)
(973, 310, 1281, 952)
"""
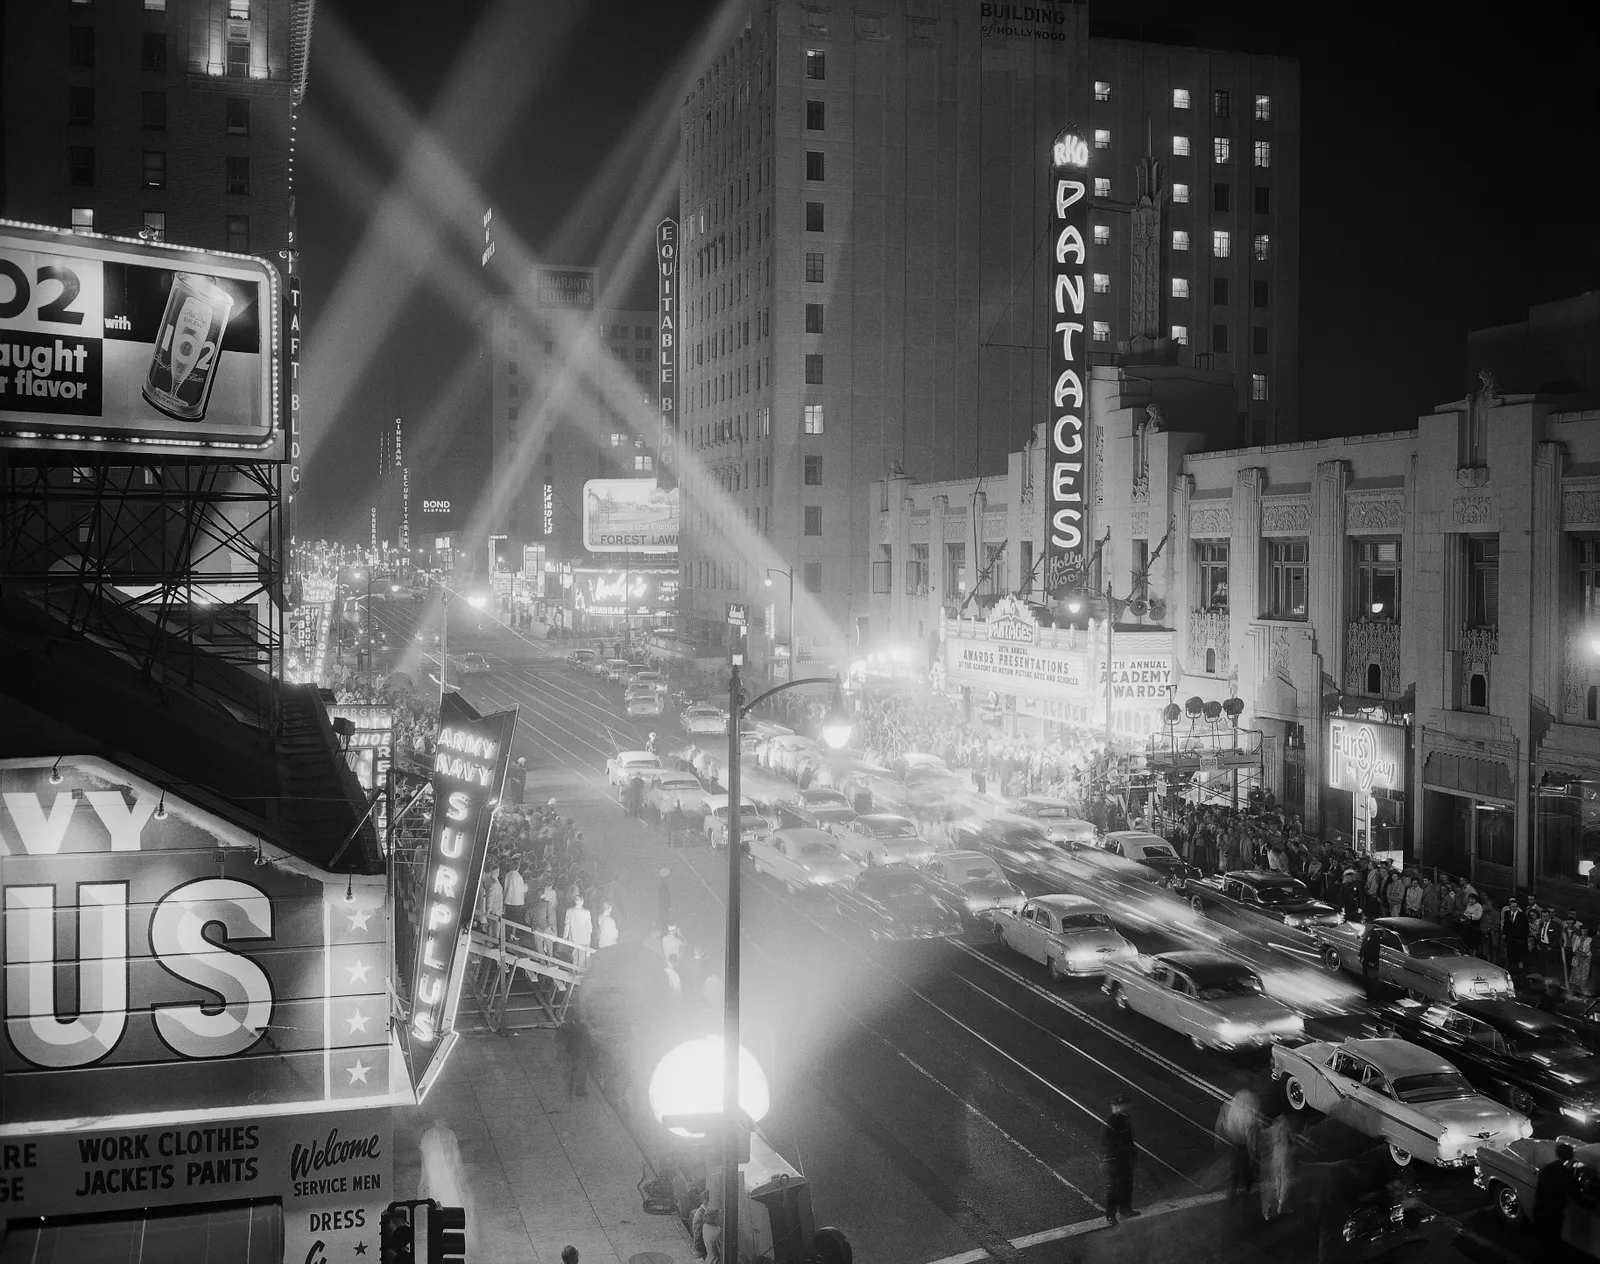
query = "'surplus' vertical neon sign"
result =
(656, 218, 678, 491)
(1045, 124, 1091, 594)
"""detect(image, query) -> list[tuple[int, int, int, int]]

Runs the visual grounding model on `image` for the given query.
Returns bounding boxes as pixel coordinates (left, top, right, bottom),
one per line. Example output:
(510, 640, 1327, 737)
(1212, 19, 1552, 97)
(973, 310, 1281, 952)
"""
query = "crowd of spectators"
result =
(477, 801, 618, 952)
(329, 673, 441, 758)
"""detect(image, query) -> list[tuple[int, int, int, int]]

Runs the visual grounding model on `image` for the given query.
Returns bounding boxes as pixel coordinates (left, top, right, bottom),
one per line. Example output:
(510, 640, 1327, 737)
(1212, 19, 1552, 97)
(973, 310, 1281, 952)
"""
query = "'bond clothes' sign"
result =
(0, 1108, 392, 1264)
(0, 222, 280, 456)
(656, 218, 678, 491)
(1044, 126, 1091, 593)
(0, 758, 398, 1127)
(407, 694, 516, 1086)
(1328, 718, 1405, 793)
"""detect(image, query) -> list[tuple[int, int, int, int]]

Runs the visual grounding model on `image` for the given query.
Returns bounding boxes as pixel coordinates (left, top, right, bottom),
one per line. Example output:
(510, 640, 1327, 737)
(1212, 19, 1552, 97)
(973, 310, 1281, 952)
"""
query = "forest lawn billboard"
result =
(582, 478, 679, 553)
(0, 222, 280, 456)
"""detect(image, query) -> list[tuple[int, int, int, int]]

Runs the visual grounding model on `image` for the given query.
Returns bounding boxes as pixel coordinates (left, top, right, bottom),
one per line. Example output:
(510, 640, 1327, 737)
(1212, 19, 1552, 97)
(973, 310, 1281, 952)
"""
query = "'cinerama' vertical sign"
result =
(1045, 125, 1090, 594)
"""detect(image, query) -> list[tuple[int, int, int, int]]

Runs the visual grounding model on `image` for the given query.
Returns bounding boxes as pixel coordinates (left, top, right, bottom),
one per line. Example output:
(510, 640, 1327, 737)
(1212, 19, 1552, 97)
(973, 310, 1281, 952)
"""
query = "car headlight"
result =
(1520, 1118, 1534, 1138)
(1562, 1105, 1591, 1123)
(1216, 1022, 1248, 1043)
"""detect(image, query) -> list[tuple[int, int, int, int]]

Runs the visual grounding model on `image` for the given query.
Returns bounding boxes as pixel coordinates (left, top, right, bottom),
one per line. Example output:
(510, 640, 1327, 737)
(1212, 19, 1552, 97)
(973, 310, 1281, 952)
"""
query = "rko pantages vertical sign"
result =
(406, 693, 516, 1089)
(656, 218, 679, 490)
(1044, 125, 1091, 594)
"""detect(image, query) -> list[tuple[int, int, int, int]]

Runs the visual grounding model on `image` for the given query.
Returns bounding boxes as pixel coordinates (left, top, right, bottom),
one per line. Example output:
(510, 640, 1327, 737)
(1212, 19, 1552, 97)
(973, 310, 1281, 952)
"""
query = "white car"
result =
(703, 796, 773, 849)
(990, 894, 1137, 980)
(758, 734, 820, 775)
(606, 750, 663, 787)
(1102, 950, 1304, 1052)
(627, 671, 667, 695)
(1013, 796, 1098, 845)
(626, 692, 665, 718)
(749, 827, 863, 893)
(1272, 1037, 1532, 1167)
(644, 772, 712, 820)
(681, 704, 728, 735)
(601, 658, 631, 682)
(832, 814, 938, 867)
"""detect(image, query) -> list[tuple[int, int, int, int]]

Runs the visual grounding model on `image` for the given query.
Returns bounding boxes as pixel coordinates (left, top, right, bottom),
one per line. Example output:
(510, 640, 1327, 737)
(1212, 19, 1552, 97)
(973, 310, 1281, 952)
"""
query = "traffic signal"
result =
(430, 1203, 467, 1264)
(380, 1202, 415, 1264)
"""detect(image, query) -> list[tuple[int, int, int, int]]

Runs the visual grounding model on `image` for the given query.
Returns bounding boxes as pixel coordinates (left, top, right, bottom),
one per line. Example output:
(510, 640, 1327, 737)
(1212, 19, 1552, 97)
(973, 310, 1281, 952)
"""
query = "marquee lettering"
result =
(1044, 130, 1092, 591)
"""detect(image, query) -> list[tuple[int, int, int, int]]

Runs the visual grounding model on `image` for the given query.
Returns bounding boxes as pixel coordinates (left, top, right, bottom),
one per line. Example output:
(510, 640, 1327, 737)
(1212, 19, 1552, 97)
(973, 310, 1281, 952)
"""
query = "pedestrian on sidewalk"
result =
(657, 868, 675, 932)
(690, 1189, 712, 1258)
(559, 1017, 595, 1098)
(1260, 1113, 1294, 1220)
(502, 859, 528, 926)
(1217, 1089, 1261, 1198)
(562, 1246, 580, 1264)
(701, 1209, 724, 1264)
(596, 900, 619, 949)
(563, 893, 593, 951)
(1359, 924, 1383, 1001)
(1101, 1094, 1137, 1226)
(663, 923, 685, 963)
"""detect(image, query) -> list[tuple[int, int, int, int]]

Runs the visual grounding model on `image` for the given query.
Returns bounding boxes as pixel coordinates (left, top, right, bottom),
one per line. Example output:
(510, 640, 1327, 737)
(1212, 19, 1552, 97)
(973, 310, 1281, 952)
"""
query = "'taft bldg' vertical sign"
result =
(407, 693, 516, 1090)
(1044, 124, 1091, 594)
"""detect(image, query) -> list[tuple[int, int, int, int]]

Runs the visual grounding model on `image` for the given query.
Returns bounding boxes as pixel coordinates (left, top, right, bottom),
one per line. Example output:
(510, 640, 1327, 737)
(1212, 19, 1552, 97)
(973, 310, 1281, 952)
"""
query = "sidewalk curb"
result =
(918, 1191, 1232, 1264)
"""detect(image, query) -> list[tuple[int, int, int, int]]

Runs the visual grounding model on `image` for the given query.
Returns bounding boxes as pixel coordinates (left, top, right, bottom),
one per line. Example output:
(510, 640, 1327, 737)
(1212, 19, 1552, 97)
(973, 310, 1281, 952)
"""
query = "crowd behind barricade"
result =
(329, 672, 442, 757)
(474, 801, 620, 955)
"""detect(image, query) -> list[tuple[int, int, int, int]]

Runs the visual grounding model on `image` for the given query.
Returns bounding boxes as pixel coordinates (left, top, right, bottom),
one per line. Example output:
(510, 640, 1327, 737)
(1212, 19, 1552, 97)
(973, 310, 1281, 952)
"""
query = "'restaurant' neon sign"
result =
(407, 694, 515, 1081)
(1044, 123, 1090, 593)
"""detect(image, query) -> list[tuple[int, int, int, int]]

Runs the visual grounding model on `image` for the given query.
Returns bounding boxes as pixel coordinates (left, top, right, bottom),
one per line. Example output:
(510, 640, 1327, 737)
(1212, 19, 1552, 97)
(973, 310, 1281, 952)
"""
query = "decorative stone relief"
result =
(1188, 609, 1230, 676)
(1093, 417, 1104, 507)
(982, 512, 1008, 541)
(909, 517, 929, 543)
(1260, 500, 1311, 534)
(1565, 488, 1600, 528)
(1345, 620, 1401, 697)
(878, 515, 892, 542)
(1130, 507, 1149, 538)
(1269, 627, 1292, 681)
(1453, 495, 1496, 526)
(1455, 466, 1491, 488)
(943, 515, 968, 542)
(1345, 497, 1404, 531)
(1189, 505, 1232, 536)
(1460, 626, 1499, 667)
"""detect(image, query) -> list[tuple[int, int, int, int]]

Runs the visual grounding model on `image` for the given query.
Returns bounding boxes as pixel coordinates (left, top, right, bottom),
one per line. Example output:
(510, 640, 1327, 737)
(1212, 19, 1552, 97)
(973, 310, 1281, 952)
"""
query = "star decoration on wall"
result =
(354, 1244, 368, 1257)
(346, 1009, 371, 1035)
(346, 905, 374, 932)
(347, 957, 371, 985)
(346, 1059, 371, 1085)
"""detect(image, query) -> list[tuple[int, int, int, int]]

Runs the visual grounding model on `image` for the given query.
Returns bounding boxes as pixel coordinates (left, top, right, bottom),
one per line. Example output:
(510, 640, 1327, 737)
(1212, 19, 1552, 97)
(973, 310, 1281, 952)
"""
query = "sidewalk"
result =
(393, 1028, 690, 1264)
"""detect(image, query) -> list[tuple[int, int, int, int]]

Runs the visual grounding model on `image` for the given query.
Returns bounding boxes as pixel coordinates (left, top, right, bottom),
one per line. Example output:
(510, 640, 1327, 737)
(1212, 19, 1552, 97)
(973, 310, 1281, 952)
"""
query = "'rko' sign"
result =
(1044, 123, 1091, 594)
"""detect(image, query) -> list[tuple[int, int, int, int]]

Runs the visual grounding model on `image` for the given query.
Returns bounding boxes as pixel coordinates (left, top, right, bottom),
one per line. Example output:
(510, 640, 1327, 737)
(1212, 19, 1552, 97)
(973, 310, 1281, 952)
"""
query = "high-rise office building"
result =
(2, 0, 312, 268)
(676, 0, 1298, 668)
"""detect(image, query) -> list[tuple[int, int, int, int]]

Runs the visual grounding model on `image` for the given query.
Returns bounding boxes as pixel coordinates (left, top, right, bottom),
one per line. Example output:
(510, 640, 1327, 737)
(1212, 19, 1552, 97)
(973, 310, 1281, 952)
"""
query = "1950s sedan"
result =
(1310, 917, 1513, 1002)
(1271, 1036, 1531, 1167)
(1102, 950, 1303, 1052)
(1475, 1134, 1600, 1251)
(991, 894, 1136, 980)
(1187, 870, 1345, 930)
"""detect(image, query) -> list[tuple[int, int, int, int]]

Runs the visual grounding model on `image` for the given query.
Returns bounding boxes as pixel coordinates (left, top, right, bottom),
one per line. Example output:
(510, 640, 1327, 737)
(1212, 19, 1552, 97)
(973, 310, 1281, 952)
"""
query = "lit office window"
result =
(1255, 140, 1272, 168)
(1212, 230, 1231, 258)
(803, 404, 825, 434)
(1254, 94, 1272, 121)
(70, 207, 94, 230)
(1093, 273, 1110, 294)
(1173, 135, 1190, 157)
(1172, 278, 1189, 299)
(1094, 81, 1111, 101)
(1213, 137, 1231, 164)
(1093, 224, 1110, 245)
(1173, 88, 1191, 109)
(1252, 373, 1269, 401)
(1172, 182, 1189, 204)
(1094, 177, 1111, 198)
(1172, 230, 1190, 251)
(1094, 129, 1111, 149)
(1171, 325, 1188, 345)
(1093, 321, 1110, 342)
(1254, 233, 1270, 261)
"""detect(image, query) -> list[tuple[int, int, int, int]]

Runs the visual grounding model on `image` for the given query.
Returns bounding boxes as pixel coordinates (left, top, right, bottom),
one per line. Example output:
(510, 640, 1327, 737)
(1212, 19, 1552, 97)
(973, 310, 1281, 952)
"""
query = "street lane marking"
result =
(952, 943, 1232, 1105)
(917, 1190, 1235, 1264)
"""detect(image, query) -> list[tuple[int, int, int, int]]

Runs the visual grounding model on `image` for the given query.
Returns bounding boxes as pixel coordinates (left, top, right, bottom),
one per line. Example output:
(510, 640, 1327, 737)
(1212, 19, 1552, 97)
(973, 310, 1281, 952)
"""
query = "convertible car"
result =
(1102, 950, 1303, 1052)
(1186, 870, 1345, 930)
(991, 894, 1136, 980)
(1271, 1036, 1531, 1167)
(1310, 916, 1513, 1002)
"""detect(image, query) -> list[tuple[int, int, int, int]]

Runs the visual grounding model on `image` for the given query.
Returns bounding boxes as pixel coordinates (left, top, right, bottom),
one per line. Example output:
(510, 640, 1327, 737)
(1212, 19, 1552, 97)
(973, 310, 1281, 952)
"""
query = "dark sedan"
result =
(1373, 997, 1600, 1131)
(1187, 870, 1345, 930)
(777, 787, 858, 831)
(832, 868, 965, 942)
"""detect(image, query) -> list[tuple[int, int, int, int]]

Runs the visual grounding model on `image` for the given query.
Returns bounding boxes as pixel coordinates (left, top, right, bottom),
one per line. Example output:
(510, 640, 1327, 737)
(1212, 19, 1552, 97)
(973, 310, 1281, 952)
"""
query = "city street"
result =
(367, 595, 1556, 1264)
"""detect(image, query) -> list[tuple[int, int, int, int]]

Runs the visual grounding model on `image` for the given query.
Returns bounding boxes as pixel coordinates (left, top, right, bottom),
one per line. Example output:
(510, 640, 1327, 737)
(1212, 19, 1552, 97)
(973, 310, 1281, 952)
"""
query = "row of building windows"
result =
(1171, 229, 1271, 259)
(1094, 81, 1273, 122)
(1165, 323, 1270, 355)
(68, 208, 247, 248)
(67, 147, 254, 194)
(68, 90, 251, 136)
(692, 559, 824, 594)
(1167, 136, 1272, 166)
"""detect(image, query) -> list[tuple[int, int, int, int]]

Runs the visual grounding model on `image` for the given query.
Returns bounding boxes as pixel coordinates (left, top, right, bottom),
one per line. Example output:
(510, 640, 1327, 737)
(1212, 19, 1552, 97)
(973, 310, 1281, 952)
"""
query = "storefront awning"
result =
(1423, 751, 1515, 803)
(2, 1199, 281, 1264)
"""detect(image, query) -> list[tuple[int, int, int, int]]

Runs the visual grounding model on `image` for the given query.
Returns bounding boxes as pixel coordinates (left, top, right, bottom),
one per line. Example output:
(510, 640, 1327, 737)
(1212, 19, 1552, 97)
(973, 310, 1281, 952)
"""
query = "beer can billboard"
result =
(0, 221, 281, 457)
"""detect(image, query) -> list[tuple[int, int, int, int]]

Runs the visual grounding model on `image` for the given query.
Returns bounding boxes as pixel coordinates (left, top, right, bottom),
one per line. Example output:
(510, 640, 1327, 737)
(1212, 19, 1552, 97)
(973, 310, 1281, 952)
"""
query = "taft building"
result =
(675, 0, 1299, 672)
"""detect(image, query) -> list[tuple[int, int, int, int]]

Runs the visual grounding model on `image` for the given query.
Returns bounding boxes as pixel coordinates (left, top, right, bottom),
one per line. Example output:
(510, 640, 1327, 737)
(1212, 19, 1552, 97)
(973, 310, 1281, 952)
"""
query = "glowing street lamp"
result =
(466, 593, 487, 610)
(648, 1036, 770, 1140)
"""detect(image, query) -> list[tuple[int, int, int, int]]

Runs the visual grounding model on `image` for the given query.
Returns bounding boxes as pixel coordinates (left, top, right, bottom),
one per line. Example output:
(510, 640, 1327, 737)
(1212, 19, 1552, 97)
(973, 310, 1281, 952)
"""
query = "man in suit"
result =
(1502, 895, 1530, 977)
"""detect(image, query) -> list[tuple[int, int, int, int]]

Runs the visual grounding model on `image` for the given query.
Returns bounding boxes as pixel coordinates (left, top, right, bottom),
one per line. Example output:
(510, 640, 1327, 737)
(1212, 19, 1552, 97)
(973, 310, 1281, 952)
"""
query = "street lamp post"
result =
(763, 567, 794, 681)
(721, 665, 851, 1259)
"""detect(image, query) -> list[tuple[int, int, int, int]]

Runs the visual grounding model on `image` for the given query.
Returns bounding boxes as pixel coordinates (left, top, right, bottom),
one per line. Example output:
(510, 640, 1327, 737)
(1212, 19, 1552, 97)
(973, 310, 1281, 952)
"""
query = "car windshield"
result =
(1392, 1072, 1474, 1103)
(806, 791, 849, 805)
(625, 756, 661, 768)
(1508, 1026, 1580, 1054)
(1059, 913, 1112, 931)
(1407, 936, 1471, 960)
(659, 778, 699, 791)
(1135, 843, 1177, 858)
(960, 865, 1003, 882)
(868, 820, 919, 837)
(1254, 882, 1310, 905)
(1194, 975, 1263, 1000)
(799, 841, 837, 859)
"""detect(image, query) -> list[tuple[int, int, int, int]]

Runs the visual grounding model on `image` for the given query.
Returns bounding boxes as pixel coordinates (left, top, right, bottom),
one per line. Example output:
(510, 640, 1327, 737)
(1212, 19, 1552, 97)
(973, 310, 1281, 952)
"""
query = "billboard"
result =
(0, 221, 281, 457)
(656, 218, 678, 490)
(1328, 718, 1405, 794)
(582, 478, 679, 553)
(533, 266, 595, 311)
(1043, 126, 1091, 593)
(573, 569, 677, 618)
(0, 757, 403, 1130)
(407, 694, 517, 1092)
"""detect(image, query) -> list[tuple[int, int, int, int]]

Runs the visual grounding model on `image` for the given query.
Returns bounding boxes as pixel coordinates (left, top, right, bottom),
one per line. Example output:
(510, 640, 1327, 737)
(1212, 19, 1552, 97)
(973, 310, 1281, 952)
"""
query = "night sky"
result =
(295, 0, 1600, 540)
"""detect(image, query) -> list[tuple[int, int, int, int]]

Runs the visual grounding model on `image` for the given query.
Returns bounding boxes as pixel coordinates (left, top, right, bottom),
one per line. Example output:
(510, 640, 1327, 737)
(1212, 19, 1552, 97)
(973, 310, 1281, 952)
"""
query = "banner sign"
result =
(0, 222, 280, 456)
(407, 694, 516, 1085)
(1044, 126, 1090, 594)
(656, 218, 678, 490)
(1328, 718, 1405, 793)
(582, 478, 679, 553)
(534, 267, 595, 311)
(0, 1107, 391, 1264)
(572, 568, 677, 618)
(0, 757, 400, 1129)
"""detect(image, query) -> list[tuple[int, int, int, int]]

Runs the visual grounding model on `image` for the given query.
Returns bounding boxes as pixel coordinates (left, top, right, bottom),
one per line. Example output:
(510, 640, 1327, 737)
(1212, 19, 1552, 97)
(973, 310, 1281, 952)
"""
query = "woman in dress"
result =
(1571, 922, 1593, 999)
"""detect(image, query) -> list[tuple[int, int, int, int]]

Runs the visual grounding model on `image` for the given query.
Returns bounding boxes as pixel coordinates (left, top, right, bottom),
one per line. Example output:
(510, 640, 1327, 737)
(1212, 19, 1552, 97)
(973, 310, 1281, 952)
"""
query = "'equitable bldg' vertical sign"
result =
(656, 218, 678, 490)
(1044, 124, 1091, 593)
